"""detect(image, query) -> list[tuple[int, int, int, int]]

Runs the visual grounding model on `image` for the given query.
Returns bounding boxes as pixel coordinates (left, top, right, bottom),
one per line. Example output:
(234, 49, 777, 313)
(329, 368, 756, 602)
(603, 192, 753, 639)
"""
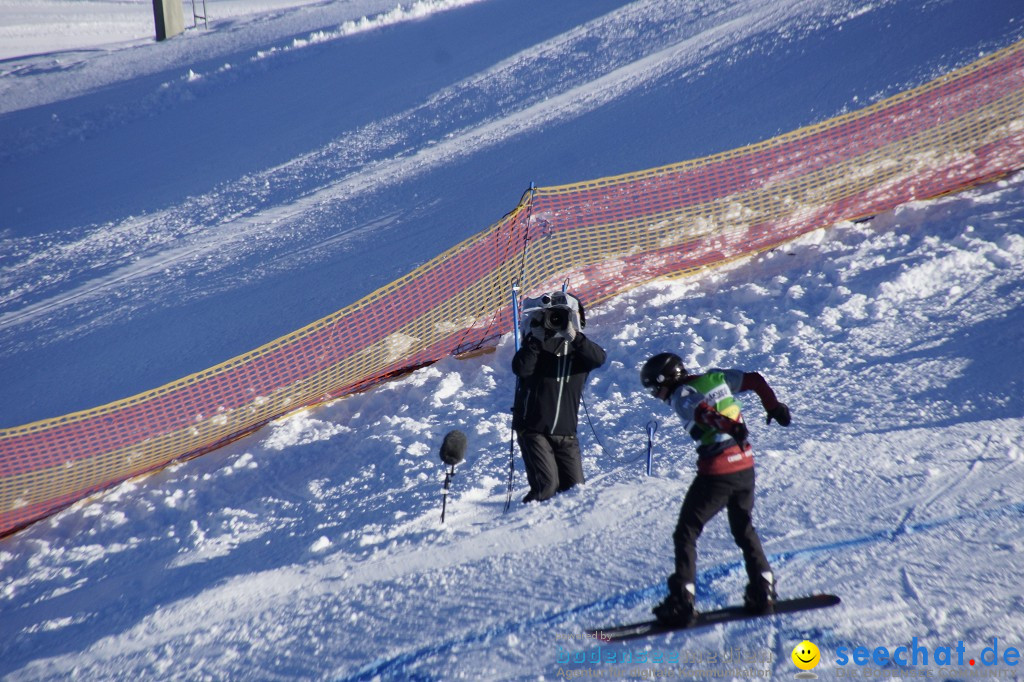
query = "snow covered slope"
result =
(1, 1, 1023, 680)
(3, 175, 1023, 680)
(0, 0, 339, 61)
(2, 0, 1021, 427)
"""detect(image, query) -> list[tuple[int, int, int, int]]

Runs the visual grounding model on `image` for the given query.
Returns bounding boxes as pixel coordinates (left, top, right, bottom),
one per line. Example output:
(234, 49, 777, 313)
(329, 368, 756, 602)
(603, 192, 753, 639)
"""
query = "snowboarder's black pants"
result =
(672, 467, 771, 591)
(516, 430, 584, 501)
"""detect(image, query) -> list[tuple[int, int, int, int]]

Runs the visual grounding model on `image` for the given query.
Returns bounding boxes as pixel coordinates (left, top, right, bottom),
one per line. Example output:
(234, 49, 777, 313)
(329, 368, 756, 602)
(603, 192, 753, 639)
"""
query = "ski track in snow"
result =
(2, 174, 1023, 680)
(0, 0, 898, 353)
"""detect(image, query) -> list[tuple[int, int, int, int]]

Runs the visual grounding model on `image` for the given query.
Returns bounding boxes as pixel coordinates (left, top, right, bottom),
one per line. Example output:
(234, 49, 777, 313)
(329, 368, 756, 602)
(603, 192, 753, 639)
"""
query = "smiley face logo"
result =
(791, 640, 821, 673)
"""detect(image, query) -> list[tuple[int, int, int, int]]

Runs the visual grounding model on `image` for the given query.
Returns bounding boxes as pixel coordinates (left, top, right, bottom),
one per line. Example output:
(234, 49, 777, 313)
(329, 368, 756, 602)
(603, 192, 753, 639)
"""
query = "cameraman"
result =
(512, 292, 606, 502)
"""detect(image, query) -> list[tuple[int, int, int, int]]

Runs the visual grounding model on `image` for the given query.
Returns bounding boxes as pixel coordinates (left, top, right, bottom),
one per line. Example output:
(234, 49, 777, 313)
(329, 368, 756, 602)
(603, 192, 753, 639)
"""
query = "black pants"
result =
(517, 431, 584, 501)
(672, 467, 771, 590)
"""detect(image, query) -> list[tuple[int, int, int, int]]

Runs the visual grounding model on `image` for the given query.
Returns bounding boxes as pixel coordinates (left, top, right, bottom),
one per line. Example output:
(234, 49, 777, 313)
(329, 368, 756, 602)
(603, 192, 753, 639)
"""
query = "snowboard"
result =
(589, 593, 840, 642)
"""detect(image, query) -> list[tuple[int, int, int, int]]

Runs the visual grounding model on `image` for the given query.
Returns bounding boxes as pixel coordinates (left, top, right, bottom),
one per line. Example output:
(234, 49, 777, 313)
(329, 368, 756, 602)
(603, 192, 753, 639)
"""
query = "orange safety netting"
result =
(3, 39, 1024, 538)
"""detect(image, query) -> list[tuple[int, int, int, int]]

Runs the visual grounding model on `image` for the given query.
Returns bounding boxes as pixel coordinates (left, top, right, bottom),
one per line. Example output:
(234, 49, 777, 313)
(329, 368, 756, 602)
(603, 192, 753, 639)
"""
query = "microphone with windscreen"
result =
(440, 429, 467, 466)
(439, 430, 467, 523)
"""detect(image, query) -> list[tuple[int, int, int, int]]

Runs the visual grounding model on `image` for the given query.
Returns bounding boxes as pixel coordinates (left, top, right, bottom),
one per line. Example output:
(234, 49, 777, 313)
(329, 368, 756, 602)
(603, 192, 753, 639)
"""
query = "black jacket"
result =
(512, 332, 606, 436)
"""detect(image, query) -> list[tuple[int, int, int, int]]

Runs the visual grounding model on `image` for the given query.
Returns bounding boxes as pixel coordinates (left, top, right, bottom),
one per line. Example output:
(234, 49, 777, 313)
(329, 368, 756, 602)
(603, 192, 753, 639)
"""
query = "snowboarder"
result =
(512, 291, 606, 502)
(640, 352, 791, 626)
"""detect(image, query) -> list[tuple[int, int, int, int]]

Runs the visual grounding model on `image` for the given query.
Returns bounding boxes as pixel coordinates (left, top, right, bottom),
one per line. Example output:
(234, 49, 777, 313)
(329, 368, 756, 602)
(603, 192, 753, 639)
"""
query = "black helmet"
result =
(640, 352, 687, 394)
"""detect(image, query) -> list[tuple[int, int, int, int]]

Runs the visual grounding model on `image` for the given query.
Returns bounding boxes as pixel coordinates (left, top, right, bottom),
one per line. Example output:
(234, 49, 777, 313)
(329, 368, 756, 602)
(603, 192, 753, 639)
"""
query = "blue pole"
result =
(512, 282, 522, 352)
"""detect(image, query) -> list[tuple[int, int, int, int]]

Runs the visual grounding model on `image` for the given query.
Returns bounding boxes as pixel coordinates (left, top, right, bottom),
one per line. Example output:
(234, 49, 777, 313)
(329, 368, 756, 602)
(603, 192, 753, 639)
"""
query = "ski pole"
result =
(646, 420, 658, 476)
(504, 429, 515, 514)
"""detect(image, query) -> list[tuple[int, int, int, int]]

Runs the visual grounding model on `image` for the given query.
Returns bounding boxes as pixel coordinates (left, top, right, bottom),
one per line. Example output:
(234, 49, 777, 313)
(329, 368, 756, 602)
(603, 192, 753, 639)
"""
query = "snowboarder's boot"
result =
(743, 571, 777, 615)
(652, 576, 696, 626)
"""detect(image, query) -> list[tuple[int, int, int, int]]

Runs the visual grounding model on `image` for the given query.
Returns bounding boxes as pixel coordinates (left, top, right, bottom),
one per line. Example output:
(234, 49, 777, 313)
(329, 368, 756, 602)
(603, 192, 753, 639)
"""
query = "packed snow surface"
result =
(1, 0, 1023, 680)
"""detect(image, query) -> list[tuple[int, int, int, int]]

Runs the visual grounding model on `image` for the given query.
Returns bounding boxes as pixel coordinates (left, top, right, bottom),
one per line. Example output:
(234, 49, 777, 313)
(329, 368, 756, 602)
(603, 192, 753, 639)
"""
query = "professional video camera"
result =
(519, 290, 586, 340)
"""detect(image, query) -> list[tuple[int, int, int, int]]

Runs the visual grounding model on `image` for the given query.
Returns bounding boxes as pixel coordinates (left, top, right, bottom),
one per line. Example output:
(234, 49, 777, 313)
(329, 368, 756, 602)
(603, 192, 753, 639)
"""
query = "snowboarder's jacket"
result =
(669, 369, 782, 476)
(512, 333, 606, 437)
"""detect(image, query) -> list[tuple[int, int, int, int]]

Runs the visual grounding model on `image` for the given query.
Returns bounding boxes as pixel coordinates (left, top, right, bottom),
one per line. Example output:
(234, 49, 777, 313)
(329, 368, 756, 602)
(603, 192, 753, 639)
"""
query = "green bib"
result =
(685, 372, 742, 447)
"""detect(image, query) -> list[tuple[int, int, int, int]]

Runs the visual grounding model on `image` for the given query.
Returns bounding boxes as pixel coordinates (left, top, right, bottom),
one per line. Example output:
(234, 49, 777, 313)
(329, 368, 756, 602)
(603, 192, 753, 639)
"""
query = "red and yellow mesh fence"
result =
(3, 39, 1024, 538)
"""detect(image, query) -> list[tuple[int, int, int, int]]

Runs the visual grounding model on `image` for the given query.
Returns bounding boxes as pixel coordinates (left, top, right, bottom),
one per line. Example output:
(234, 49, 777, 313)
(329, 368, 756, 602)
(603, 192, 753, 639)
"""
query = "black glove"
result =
(766, 403, 791, 426)
(731, 421, 749, 448)
(524, 333, 542, 352)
